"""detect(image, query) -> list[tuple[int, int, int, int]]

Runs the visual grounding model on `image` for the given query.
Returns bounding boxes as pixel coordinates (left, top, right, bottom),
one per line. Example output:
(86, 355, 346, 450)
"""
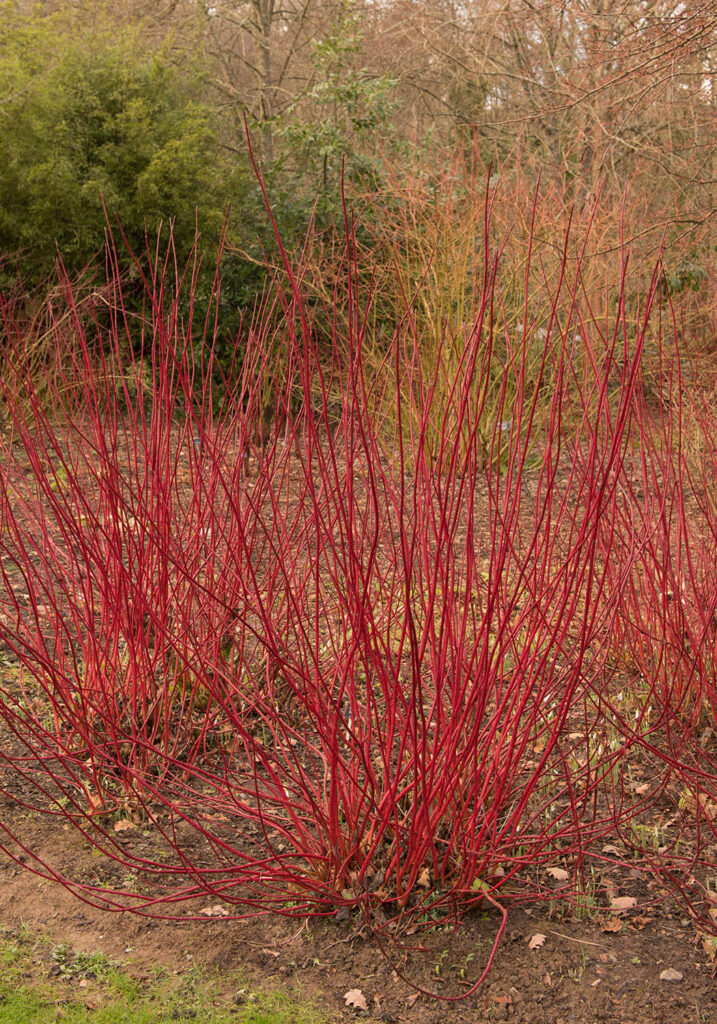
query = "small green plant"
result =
(574, 868, 602, 921)
(627, 822, 664, 853)
(51, 944, 116, 981)
(567, 948, 589, 982)
(451, 951, 476, 979)
(0, 942, 22, 969)
(434, 949, 449, 976)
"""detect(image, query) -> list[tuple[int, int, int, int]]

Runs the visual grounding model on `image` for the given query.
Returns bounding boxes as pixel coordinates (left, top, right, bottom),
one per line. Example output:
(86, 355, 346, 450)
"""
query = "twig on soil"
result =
(545, 929, 606, 948)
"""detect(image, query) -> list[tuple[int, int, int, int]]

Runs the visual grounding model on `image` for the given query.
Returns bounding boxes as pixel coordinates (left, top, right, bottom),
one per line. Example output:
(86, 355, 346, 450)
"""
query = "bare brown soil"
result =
(0, 805, 715, 1024)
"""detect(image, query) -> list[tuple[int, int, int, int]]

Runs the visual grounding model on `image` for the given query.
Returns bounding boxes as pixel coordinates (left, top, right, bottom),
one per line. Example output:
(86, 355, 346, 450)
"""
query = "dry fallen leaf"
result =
(546, 867, 569, 882)
(198, 904, 229, 917)
(610, 896, 637, 912)
(659, 968, 683, 982)
(601, 917, 623, 933)
(682, 793, 717, 820)
(700, 932, 717, 972)
(630, 915, 650, 930)
(601, 844, 620, 856)
(417, 867, 431, 888)
(113, 819, 135, 833)
(344, 988, 368, 1012)
(529, 933, 547, 949)
(406, 993, 420, 1008)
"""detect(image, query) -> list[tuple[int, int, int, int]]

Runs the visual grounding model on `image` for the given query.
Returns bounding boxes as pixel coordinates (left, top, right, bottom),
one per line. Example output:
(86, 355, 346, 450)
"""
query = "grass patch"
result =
(0, 930, 324, 1024)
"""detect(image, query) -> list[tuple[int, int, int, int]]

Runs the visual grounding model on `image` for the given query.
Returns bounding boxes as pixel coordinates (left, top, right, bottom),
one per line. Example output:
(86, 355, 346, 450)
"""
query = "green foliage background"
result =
(0, 4, 229, 281)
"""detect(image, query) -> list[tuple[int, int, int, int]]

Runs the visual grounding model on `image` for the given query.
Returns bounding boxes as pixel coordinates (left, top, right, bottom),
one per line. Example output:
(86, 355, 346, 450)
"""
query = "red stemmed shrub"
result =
(573, 294, 717, 933)
(606, 355, 717, 726)
(0, 193, 708, 975)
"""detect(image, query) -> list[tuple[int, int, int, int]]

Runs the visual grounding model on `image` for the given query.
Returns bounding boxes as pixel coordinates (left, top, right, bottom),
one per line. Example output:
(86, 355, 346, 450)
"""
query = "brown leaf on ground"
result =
(198, 904, 229, 917)
(417, 866, 431, 888)
(529, 933, 547, 949)
(601, 917, 623, 933)
(682, 793, 717, 820)
(699, 932, 717, 969)
(546, 867, 569, 882)
(344, 988, 368, 1011)
(659, 968, 683, 982)
(610, 896, 637, 912)
(629, 915, 651, 930)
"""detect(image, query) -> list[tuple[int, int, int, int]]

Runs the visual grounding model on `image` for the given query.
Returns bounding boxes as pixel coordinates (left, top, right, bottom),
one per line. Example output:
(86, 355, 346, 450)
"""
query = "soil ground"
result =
(0, 814, 715, 1024)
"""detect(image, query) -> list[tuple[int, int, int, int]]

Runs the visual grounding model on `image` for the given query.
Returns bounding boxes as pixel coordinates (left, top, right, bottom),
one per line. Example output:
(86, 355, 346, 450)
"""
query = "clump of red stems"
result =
(566, 290, 717, 933)
(601, 344, 717, 726)
(0, 190, 713, 987)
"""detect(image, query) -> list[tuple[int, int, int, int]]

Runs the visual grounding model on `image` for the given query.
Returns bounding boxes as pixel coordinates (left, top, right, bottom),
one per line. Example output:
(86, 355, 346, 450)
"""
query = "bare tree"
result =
(197, 0, 333, 165)
(349, 0, 715, 261)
